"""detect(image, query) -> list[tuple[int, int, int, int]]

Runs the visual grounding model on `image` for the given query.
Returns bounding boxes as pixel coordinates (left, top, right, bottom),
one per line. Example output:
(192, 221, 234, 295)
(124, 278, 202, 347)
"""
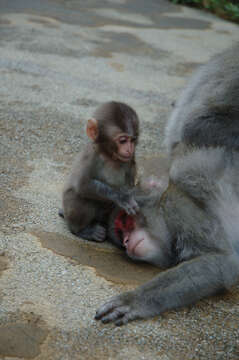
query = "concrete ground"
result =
(0, 0, 239, 359)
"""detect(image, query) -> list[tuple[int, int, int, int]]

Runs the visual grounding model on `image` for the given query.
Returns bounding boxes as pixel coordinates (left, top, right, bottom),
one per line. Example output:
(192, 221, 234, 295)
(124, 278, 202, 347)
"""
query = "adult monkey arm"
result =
(96, 252, 238, 325)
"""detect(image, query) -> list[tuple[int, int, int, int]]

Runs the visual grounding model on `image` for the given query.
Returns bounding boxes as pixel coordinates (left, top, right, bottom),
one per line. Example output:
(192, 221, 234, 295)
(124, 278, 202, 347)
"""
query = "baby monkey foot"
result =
(76, 224, 106, 242)
(91, 224, 106, 242)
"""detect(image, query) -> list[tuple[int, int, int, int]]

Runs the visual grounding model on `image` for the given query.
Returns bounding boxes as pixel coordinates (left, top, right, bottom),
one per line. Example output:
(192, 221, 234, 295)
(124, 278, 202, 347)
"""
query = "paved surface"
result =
(0, 1, 239, 359)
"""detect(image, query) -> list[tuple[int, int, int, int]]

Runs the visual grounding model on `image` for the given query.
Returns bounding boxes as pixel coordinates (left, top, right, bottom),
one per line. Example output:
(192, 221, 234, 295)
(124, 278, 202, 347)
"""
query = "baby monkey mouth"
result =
(114, 153, 132, 162)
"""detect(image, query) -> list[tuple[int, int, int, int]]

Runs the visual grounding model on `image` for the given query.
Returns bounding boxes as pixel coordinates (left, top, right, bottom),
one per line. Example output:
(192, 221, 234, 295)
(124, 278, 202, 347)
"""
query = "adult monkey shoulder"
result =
(95, 45, 239, 325)
(60, 101, 140, 242)
(164, 43, 239, 153)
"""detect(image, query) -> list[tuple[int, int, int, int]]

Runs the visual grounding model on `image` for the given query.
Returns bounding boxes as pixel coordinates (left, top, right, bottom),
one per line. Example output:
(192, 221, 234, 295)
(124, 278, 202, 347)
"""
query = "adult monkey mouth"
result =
(125, 237, 144, 255)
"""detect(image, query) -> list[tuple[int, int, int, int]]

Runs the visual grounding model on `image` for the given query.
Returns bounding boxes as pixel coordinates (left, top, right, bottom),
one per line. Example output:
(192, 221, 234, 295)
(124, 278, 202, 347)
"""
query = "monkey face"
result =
(123, 225, 161, 261)
(88, 101, 139, 162)
(114, 210, 164, 264)
(113, 133, 136, 162)
(97, 130, 136, 163)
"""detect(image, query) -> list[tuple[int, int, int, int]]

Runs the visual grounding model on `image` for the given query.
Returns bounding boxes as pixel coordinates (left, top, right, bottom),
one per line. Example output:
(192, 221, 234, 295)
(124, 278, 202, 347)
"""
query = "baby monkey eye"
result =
(119, 137, 128, 144)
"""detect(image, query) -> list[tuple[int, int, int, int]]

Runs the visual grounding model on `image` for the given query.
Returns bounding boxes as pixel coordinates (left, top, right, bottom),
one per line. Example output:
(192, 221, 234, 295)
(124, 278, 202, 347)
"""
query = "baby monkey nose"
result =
(127, 142, 134, 154)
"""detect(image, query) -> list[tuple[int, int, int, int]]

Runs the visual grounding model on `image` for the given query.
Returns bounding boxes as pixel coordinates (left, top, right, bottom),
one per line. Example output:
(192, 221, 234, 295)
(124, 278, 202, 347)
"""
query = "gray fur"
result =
(61, 101, 139, 242)
(164, 44, 239, 152)
(96, 44, 239, 325)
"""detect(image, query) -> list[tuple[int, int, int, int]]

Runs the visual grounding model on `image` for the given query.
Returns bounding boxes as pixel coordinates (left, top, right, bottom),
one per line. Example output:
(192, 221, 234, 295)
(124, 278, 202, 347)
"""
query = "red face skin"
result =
(115, 210, 158, 260)
(114, 211, 144, 257)
(115, 210, 135, 240)
(114, 133, 135, 162)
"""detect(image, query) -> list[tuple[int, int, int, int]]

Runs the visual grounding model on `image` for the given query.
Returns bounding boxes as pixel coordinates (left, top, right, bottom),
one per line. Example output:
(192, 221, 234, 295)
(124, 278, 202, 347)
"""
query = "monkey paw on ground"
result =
(95, 291, 150, 326)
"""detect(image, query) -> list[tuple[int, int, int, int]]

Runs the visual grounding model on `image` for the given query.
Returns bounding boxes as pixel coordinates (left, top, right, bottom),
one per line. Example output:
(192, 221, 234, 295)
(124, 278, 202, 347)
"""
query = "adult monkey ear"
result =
(86, 118, 99, 141)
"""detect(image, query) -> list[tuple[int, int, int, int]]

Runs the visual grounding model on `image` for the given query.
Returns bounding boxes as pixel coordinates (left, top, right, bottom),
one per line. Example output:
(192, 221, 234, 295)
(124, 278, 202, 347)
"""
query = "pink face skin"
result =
(114, 133, 135, 162)
(122, 223, 157, 260)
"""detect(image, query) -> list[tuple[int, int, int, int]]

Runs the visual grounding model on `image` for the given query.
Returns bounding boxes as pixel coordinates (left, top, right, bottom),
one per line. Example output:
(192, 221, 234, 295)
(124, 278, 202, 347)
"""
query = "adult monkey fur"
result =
(60, 101, 139, 242)
(95, 44, 239, 325)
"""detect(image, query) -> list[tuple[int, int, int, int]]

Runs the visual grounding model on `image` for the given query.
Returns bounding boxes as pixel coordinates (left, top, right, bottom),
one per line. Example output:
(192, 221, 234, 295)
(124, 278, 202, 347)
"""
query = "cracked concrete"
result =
(0, 0, 239, 359)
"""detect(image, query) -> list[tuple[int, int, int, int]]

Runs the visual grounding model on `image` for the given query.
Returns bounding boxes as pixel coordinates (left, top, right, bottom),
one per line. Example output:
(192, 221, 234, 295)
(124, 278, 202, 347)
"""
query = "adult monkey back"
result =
(61, 101, 139, 242)
(95, 44, 239, 326)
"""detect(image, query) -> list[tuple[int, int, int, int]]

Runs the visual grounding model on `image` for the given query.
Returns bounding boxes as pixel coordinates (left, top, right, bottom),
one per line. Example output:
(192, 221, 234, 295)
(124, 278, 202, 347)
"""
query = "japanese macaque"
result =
(60, 101, 139, 242)
(95, 44, 239, 325)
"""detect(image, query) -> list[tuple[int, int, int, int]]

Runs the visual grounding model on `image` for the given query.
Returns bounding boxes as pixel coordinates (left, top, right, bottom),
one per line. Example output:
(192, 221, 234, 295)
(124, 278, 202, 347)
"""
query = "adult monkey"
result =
(60, 101, 139, 242)
(95, 44, 239, 325)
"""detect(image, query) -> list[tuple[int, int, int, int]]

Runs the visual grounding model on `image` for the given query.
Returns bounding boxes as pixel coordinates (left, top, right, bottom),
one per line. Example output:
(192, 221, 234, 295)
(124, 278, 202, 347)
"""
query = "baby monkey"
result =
(60, 101, 140, 242)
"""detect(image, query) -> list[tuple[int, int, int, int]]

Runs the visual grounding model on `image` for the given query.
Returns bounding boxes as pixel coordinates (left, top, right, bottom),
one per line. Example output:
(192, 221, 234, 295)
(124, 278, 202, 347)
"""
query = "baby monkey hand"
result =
(116, 193, 139, 215)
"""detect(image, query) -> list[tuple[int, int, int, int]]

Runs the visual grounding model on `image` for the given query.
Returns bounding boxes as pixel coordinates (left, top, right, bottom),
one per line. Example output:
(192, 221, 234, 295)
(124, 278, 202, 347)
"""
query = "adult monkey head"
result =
(87, 101, 139, 163)
(109, 183, 172, 269)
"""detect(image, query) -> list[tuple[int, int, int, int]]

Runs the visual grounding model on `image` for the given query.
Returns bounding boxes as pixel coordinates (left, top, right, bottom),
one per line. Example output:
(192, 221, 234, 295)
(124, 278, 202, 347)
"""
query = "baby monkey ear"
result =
(86, 118, 99, 141)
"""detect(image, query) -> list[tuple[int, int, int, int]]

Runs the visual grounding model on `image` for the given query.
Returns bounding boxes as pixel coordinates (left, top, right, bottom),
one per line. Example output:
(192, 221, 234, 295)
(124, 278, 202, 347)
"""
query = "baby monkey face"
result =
(114, 133, 136, 162)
